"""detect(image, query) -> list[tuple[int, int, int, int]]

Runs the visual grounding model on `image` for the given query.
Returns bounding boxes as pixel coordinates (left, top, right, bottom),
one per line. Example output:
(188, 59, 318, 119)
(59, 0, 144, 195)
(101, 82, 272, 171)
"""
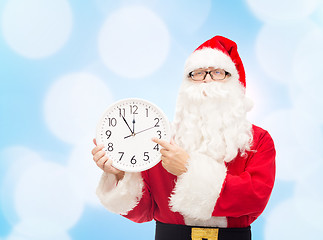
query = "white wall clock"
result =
(96, 98, 171, 172)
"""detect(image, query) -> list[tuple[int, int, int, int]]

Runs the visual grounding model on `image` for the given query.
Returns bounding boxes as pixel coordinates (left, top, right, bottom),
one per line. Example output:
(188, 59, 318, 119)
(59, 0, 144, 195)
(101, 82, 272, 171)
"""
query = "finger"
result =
(97, 155, 108, 169)
(103, 159, 120, 174)
(91, 144, 105, 156)
(160, 148, 168, 155)
(161, 155, 170, 164)
(160, 149, 173, 159)
(93, 138, 97, 146)
(93, 150, 106, 162)
(152, 138, 172, 150)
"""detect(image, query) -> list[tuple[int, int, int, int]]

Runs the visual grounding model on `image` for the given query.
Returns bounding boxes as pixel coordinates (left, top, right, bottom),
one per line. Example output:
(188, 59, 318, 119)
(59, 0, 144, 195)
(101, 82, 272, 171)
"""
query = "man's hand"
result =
(92, 138, 125, 181)
(152, 137, 189, 176)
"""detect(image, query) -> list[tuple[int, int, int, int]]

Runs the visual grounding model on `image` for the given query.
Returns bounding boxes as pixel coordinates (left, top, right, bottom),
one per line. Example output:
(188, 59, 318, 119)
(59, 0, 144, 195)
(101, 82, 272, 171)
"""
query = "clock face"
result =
(96, 98, 171, 172)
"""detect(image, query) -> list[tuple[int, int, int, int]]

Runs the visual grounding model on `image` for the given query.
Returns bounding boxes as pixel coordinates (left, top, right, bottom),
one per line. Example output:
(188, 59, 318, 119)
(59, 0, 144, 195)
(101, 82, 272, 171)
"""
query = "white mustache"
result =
(181, 81, 231, 101)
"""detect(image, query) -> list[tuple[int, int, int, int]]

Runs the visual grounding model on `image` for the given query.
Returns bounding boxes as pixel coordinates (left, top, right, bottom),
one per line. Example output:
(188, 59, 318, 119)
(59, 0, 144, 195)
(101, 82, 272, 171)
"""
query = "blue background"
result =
(1, 0, 323, 239)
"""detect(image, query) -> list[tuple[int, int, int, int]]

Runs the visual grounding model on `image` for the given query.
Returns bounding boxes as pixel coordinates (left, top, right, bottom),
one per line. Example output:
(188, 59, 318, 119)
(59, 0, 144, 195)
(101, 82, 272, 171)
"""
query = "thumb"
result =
(93, 138, 97, 146)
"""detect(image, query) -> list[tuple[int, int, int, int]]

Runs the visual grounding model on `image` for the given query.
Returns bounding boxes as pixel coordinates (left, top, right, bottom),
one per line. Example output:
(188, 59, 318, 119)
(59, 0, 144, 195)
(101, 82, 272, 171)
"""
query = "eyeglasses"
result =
(188, 69, 231, 81)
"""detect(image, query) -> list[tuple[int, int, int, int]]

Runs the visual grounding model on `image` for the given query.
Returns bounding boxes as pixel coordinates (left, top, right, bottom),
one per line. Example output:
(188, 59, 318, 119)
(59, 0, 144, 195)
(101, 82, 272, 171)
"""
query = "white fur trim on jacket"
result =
(184, 48, 239, 80)
(96, 172, 144, 215)
(169, 152, 227, 221)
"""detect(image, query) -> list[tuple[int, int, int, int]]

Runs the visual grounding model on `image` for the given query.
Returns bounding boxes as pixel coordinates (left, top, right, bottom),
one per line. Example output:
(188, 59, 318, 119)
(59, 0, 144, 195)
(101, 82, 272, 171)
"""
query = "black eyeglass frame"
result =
(188, 69, 231, 81)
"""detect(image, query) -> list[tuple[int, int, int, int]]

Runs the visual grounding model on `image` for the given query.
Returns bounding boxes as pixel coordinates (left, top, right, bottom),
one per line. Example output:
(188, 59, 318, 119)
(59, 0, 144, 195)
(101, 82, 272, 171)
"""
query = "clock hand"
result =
(132, 114, 135, 134)
(122, 115, 134, 134)
(124, 126, 156, 139)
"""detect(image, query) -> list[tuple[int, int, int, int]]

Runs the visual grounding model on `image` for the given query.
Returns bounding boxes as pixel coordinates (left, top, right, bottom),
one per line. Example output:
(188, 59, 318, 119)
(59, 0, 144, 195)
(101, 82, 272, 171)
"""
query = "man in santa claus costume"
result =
(92, 35, 276, 240)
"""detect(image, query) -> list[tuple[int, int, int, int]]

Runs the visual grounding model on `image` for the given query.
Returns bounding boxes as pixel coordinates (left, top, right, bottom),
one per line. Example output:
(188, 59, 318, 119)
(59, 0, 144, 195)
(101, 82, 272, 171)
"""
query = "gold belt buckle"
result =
(191, 227, 219, 240)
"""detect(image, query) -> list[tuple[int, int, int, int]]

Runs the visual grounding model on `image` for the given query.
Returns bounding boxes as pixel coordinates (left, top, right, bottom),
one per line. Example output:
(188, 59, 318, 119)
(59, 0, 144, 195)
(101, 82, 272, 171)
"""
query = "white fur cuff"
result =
(169, 153, 227, 220)
(96, 172, 144, 215)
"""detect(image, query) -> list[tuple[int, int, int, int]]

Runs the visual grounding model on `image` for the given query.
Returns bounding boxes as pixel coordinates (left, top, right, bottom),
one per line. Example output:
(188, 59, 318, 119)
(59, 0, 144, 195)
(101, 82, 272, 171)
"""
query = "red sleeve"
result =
(212, 130, 276, 218)
(121, 171, 155, 223)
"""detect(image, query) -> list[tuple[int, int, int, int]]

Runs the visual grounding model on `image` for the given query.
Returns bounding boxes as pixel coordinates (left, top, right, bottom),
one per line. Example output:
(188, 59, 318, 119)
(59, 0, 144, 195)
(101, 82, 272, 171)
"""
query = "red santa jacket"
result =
(96, 125, 276, 228)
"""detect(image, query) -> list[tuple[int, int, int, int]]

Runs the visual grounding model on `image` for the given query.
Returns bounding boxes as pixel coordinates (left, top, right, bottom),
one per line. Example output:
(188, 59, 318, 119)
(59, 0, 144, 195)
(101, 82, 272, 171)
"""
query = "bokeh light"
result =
(7, 224, 71, 240)
(264, 198, 321, 240)
(1, 0, 73, 58)
(14, 161, 84, 233)
(98, 6, 170, 79)
(246, 0, 319, 23)
(67, 139, 102, 206)
(292, 28, 323, 104)
(261, 109, 322, 181)
(1, 147, 43, 226)
(43, 72, 114, 144)
(255, 20, 318, 84)
(156, 0, 212, 34)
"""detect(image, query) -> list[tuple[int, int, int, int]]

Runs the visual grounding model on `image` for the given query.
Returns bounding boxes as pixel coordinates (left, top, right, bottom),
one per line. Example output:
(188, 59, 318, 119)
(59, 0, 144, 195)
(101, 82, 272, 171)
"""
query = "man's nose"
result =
(203, 73, 213, 83)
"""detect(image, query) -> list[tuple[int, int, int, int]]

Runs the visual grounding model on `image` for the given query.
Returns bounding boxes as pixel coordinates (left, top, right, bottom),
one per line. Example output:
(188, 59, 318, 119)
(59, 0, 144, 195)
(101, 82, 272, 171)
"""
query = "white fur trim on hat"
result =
(169, 152, 227, 221)
(96, 172, 144, 215)
(184, 48, 239, 80)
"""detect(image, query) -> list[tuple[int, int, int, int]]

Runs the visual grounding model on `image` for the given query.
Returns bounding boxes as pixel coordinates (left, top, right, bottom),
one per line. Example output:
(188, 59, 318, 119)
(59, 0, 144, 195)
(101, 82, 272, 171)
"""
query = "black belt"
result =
(155, 221, 251, 240)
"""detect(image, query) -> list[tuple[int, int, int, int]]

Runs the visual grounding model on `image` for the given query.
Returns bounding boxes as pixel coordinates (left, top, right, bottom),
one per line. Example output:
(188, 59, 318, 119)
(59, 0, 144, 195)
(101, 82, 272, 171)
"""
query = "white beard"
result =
(173, 78, 254, 163)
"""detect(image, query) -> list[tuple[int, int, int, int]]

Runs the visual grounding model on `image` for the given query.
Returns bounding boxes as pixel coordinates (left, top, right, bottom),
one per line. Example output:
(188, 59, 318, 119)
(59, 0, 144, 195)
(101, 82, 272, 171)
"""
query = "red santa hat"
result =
(184, 35, 246, 87)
